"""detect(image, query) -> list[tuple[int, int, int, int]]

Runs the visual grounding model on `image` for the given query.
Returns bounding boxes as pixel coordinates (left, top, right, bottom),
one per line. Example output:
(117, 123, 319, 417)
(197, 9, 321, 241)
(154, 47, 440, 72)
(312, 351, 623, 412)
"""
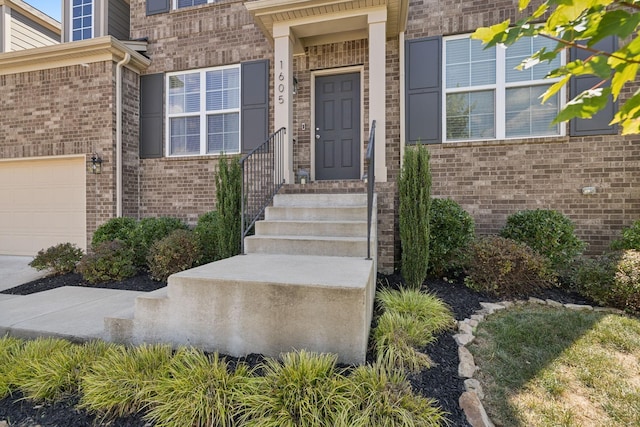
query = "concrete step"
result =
(244, 235, 367, 257)
(273, 193, 367, 207)
(265, 205, 366, 221)
(107, 254, 375, 365)
(254, 220, 368, 237)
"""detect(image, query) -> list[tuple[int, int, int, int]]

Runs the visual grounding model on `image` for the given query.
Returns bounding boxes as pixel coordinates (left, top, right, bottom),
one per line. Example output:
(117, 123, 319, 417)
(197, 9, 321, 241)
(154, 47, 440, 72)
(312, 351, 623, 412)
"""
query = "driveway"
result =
(0, 255, 47, 292)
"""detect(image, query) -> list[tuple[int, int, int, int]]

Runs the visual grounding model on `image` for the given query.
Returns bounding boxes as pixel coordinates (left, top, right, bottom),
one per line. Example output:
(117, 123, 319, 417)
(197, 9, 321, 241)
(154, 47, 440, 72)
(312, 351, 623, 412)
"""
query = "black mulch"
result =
(0, 271, 596, 426)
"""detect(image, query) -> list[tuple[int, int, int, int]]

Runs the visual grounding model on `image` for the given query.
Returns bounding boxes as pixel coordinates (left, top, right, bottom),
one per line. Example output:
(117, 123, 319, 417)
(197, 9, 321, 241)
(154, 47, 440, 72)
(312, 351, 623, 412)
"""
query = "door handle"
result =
(315, 134, 320, 140)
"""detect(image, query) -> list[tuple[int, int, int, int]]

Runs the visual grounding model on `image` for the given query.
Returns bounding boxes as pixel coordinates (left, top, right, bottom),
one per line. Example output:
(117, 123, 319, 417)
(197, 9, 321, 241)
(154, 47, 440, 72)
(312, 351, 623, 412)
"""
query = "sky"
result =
(24, 1, 62, 22)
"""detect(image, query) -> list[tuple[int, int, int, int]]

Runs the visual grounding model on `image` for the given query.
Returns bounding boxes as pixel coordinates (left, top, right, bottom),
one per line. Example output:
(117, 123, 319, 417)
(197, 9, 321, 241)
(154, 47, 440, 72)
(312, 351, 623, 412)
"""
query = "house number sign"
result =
(278, 61, 285, 104)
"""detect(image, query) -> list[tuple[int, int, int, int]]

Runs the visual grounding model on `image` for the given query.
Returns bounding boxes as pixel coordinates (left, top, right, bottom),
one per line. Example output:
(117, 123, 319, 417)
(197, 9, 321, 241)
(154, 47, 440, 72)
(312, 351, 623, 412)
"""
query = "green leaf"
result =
(472, 21, 511, 44)
(542, 75, 571, 103)
(519, 0, 532, 10)
(553, 87, 611, 123)
(591, 10, 640, 44)
(610, 62, 638, 100)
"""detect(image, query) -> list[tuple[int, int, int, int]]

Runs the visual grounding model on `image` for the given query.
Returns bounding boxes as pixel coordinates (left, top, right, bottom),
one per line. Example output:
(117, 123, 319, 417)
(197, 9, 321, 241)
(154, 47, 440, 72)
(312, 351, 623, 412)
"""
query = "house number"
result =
(278, 62, 286, 104)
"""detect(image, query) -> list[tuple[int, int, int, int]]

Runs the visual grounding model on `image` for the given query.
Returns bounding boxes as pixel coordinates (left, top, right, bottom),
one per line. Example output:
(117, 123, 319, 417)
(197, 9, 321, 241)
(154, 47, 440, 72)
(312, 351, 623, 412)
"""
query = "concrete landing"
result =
(0, 255, 47, 292)
(0, 287, 145, 342)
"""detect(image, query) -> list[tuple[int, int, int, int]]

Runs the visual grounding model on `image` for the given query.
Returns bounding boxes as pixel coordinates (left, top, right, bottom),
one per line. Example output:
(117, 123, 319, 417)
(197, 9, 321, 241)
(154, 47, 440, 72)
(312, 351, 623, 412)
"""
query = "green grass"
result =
(0, 335, 24, 399)
(469, 304, 640, 426)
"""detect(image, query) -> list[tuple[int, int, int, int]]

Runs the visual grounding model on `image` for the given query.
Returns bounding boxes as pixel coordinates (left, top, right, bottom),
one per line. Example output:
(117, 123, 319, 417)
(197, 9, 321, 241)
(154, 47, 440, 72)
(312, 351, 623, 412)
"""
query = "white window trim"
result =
(69, 0, 94, 42)
(165, 64, 242, 157)
(173, 0, 215, 10)
(442, 33, 566, 142)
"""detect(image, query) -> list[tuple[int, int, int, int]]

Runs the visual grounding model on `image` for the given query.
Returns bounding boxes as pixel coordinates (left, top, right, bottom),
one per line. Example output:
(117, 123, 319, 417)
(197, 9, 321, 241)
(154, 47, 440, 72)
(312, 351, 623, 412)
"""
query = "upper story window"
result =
(175, 0, 211, 9)
(72, 0, 93, 41)
(167, 65, 241, 156)
(443, 35, 564, 142)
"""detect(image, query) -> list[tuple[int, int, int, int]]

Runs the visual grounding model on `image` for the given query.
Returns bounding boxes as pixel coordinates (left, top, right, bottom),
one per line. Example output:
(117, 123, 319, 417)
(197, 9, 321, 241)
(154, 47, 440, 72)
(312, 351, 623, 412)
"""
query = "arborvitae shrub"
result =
(193, 211, 220, 265)
(464, 235, 557, 298)
(611, 219, 640, 251)
(399, 144, 431, 289)
(428, 198, 475, 276)
(500, 209, 585, 273)
(91, 217, 138, 248)
(147, 229, 200, 282)
(129, 217, 188, 267)
(77, 240, 137, 284)
(29, 243, 84, 275)
(215, 156, 242, 260)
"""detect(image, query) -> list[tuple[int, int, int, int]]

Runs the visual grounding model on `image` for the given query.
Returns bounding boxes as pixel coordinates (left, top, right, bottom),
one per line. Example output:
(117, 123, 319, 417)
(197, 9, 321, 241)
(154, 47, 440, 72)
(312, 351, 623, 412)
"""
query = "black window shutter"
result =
(147, 0, 170, 16)
(569, 36, 618, 136)
(140, 73, 164, 159)
(406, 36, 442, 144)
(241, 59, 270, 153)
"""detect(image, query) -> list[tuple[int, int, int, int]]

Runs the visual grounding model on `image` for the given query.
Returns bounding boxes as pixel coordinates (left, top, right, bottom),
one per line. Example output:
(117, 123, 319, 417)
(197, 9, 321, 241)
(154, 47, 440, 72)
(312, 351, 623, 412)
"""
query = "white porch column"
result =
(368, 10, 387, 182)
(1, 5, 11, 53)
(273, 23, 295, 184)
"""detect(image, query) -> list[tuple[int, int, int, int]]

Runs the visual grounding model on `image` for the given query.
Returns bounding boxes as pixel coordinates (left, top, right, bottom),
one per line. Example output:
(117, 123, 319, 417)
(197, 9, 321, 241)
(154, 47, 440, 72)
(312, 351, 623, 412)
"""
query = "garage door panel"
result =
(0, 158, 86, 256)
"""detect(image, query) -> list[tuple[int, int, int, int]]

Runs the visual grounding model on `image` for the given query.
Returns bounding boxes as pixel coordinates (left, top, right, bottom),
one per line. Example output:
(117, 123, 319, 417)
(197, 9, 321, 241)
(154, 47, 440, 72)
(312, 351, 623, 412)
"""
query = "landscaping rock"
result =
(479, 302, 505, 313)
(458, 346, 476, 378)
(564, 303, 593, 311)
(459, 322, 474, 335)
(0, 421, 7, 427)
(464, 378, 485, 400)
(459, 391, 495, 427)
(546, 299, 563, 307)
(454, 333, 475, 346)
(528, 297, 546, 304)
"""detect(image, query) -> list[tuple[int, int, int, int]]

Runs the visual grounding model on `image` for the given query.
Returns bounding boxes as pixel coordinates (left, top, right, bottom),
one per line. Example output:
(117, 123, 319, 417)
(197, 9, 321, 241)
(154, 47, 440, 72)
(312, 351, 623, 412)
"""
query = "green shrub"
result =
(145, 348, 256, 427)
(500, 209, 585, 272)
(129, 217, 188, 267)
(77, 240, 137, 284)
(29, 243, 84, 275)
(91, 217, 138, 248)
(215, 156, 242, 260)
(241, 350, 351, 427)
(80, 344, 172, 418)
(464, 235, 557, 298)
(573, 250, 640, 313)
(193, 210, 220, 265)
(429, 198, 475, 275)
(342, 363, 446, 427)
(147, 229, 200, 282)
(0, 335, 23, 399)
(611, 219, 640, 251)
(399, 144, 432, 289)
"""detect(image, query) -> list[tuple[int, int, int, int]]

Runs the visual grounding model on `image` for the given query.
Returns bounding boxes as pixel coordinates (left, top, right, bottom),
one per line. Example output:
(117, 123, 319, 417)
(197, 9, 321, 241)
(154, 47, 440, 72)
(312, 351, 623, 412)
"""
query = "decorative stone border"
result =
(455, 298, 625, 427)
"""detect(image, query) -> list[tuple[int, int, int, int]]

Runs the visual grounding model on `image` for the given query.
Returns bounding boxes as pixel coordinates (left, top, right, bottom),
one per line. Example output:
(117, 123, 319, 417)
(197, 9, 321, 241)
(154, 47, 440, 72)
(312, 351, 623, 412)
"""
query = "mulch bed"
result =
(0, 271, 595, 426)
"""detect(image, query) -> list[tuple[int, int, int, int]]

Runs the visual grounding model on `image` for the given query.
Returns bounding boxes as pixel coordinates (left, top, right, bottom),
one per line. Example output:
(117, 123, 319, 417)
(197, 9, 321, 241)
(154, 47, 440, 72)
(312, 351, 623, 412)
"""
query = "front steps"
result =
(106, 192, 377, 365)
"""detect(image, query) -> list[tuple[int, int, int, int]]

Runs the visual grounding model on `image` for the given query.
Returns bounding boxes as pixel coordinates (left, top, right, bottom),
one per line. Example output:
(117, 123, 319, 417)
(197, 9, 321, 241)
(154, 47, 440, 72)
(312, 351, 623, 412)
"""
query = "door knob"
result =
(315, 134, 320, 139)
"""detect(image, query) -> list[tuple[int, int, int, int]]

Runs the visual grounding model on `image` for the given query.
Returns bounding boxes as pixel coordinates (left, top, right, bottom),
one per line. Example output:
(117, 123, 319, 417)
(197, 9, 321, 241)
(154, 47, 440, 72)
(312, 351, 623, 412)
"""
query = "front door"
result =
(315, 73, 361, 180)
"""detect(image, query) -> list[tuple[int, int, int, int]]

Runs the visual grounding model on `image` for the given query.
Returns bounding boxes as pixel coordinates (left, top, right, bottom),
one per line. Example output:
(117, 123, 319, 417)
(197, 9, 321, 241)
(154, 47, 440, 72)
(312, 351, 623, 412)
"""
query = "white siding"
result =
(10, 10, 59, 51)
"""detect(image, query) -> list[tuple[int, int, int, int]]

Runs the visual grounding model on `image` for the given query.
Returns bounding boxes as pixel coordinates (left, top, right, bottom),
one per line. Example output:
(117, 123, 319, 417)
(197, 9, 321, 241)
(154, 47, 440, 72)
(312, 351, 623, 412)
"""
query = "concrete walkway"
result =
(0, 255, 47, 292)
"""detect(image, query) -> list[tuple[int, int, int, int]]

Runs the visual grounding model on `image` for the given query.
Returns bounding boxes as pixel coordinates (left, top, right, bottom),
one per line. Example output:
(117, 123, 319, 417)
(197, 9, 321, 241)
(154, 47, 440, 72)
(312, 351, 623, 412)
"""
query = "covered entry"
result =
(0, 157, 86, 256)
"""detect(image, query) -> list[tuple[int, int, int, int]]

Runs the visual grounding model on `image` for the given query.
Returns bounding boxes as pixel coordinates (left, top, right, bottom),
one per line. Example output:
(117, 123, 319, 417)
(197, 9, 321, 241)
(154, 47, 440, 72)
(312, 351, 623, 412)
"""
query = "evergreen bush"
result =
(29, 243, 84, 275)
(147, 229, 200, 282)
(193, 210, 220, 265)
(91, 217, 138, 248)
(77, 240, 137, 284)
(428, 198, 475, 275)
(611, 219, 640, 251)
(129, 217, 188, 267)
(215, 156, 242, 260)
(399, 145, 431, 289)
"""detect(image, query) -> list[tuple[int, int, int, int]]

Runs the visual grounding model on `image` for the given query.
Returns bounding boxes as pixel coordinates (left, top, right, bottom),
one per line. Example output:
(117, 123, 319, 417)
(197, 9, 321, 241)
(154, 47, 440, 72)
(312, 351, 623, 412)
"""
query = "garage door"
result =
(0, 157, 86, 256)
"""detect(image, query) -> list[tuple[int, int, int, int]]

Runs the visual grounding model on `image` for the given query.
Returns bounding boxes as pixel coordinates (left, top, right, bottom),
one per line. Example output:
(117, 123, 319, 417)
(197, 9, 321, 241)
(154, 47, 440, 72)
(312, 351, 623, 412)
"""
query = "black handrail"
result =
(365, 120, 376, 260)
(240, 127, 286, 254)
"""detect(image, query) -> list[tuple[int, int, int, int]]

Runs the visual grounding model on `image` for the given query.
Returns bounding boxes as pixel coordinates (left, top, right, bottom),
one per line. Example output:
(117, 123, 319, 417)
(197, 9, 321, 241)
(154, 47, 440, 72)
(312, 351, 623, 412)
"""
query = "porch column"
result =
(1, 5, 10, 53)
(368, 9, 387, 182)
(273, 23, 295, 183)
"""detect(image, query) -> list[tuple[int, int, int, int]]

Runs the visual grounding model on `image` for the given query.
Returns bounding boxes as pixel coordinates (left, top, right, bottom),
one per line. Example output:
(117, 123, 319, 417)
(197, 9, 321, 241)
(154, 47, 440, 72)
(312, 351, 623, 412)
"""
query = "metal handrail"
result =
(365, 120, 376, 260)
(240, 127, 286, 253)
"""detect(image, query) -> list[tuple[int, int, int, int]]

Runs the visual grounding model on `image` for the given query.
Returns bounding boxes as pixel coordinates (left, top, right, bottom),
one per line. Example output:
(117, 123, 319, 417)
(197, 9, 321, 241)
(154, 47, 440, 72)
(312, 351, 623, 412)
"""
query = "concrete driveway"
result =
(0, 255, 48, 292)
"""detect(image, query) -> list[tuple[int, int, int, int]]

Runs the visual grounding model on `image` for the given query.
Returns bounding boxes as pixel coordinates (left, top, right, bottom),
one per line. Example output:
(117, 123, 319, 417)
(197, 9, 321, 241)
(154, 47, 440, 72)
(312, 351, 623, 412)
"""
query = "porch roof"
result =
(244, 0, 408, 52)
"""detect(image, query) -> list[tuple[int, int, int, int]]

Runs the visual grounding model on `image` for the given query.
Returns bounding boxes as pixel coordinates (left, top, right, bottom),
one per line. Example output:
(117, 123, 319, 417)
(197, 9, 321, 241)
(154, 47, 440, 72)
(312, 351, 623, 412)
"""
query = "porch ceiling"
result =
(244, 0, 408, 50)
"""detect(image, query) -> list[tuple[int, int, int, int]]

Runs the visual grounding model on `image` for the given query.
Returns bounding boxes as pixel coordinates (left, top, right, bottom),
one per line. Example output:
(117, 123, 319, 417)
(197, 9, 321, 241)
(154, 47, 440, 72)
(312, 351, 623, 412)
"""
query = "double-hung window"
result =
(444, 35, 563, 141)
(175, 0, 210, 9)
(71, 0, 93, 41)
(167, 65, 241, 156)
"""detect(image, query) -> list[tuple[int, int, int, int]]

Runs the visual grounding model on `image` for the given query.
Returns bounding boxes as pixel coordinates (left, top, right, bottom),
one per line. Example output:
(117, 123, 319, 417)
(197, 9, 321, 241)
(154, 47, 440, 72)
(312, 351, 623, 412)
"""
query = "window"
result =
(167, 66, 240, 156)
(175, 0, 210, 9)
(444, 35, 564, 141)
(71, 0, 93, 41)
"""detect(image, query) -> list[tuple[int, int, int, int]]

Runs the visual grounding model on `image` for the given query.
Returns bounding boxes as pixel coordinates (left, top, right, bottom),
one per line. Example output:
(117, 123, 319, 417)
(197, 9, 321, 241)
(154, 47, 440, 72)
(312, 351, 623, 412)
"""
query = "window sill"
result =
(441, 135, 571, 149)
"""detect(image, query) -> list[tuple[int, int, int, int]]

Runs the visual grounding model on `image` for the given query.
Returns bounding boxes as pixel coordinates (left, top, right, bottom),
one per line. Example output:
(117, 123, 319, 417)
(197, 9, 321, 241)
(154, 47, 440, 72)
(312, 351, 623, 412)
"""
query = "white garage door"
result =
(0, 157, 86, 256)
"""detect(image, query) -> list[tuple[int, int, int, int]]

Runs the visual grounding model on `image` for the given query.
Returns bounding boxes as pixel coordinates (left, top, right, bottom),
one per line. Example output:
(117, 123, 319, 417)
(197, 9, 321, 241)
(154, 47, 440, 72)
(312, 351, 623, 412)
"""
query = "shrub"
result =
(399, 144, 432, 289)
(0, 335, 23, 399)
(215, 156, 242, 260)
(241, 350, 351, 427)
(500, 209, 585, 272)
(147, 229, 200, 282)
(429, 198, 475, 275)
(29, 243, 83, 275)
(129, 217, 188, 267)
(193, 210, 220, 265)
(464, 235, 557, 298)
(611, 219, 640, 251)
(573, 250, 640, 313)
(80, 344, 172, 418)
(145, 348, 256, 427)
(91, 217, 138, 248)
(77, 240, 137, 284)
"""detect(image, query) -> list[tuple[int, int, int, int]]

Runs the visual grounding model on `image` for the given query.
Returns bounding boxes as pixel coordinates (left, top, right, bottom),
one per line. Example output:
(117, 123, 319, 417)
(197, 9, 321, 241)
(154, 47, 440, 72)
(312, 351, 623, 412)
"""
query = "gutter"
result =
(116, 52, 131, 218)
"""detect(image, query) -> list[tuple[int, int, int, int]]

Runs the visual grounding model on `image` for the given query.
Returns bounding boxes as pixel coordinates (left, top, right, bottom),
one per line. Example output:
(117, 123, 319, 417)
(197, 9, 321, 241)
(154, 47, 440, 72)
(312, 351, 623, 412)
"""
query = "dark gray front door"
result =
(315, 73, 361, 180)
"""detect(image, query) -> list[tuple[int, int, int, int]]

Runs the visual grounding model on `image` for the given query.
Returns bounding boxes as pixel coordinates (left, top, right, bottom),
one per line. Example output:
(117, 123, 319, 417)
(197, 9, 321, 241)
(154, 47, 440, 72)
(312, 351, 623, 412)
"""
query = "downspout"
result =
(116, 52, 131, 218)
(399, 31, 406, 166)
